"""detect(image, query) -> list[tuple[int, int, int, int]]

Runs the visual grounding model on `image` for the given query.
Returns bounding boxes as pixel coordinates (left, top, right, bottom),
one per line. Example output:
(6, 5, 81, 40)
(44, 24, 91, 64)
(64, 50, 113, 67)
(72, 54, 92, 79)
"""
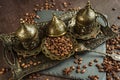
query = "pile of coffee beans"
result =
(95, 56, 120, 80)
(92, 24, 120, 80)
(63, 55, 100, 75)
(105, 24, 120, 80)
(45, 36, 73, 57)
(18, 56, 41, 69)
(20, 13, 40, 24)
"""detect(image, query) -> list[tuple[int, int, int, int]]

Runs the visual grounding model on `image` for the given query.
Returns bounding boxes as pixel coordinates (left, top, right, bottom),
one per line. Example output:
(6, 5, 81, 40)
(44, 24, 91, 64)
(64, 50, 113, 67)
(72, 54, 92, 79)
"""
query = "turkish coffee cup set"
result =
(0, 1, 119, 61)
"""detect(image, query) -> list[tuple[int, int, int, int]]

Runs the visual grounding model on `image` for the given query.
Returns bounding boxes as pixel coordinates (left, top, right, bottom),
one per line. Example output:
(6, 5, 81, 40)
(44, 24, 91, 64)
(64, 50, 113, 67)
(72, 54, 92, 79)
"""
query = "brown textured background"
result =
(0, 0, 120, 80)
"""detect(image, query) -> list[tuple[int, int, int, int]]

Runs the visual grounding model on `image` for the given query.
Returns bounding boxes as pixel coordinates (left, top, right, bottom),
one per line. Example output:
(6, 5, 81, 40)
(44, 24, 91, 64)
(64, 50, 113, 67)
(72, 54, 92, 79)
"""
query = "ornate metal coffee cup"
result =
(41, 15, 77, 60)
(68, 1, 108, 40)
(12, 23, 42, 57)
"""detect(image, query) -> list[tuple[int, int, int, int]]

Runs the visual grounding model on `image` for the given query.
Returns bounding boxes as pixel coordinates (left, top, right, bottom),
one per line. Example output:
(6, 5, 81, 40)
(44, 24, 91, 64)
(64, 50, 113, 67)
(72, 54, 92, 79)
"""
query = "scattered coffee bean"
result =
(82, 65, 87, 69)
(88, 75, 99, 80)
(99, 68, 104, 72)
(38, 61, 41, 64)
(117, 16, 120, 19)
(29, 61, 33, 65)
(70, 66, 75, 70)
(76, 69, 81, 73)
(0, 68, 5, 75)
(21, 63, 25, 67)
(36, 15, 40, 19)
(78, 61, 82, 65)
(63, 2, 68, 8)
(74, 55, 79, 59)
(112, 8, 116, 11)
(63, 67, 72, 75)
(96, 64, 102, 69)
(81, 69, 86, 74)
(78, 57, 83, 61)
(46, 78, 49, 80)
(76, 65, 80, 69)
(74, 59, 78, 64)
(33, 62, 37, 66)
(88, 61, 93, 66)
(94, 58, 98, 63)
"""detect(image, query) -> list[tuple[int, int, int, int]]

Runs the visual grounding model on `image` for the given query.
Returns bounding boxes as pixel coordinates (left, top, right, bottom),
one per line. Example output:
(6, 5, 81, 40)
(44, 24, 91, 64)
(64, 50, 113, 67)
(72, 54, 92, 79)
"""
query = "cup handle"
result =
(95, 12, 109, 27)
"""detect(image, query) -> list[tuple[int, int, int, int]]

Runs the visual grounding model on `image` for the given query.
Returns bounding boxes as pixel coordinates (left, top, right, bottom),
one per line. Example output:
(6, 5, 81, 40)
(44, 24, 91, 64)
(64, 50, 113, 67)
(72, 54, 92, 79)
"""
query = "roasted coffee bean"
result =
(117, 16, 120, 19)
(74, 55, 79, 59)
(88, 75, 99, 80)
(23, 65, 28, 68)
(21, 63, 25, 67)
(112, 8, 116, 11)
(29, 61, 33, 65)
(99, 68, 104, 72)
(78, 57, 83, 61)
(33, 62, 37, 66)
(78, 61, 82, 65)
(94, 59, 98, 63)
(76, 65, 80, 69)
(36, 15, 40, 19)
(96, 64, 102, 69)
(115, 76, 120, 80)
(63, 2, 68, 8)
(88, 61, 93, 66)
(70, 66, 75, 70)
(76, 69, 81, 73)
(63, 67, 72, 75)
(74, 59, 78, 64)
(81, 69, 86, 74)
(82, 65, 87, 69)
(0, 68, 5, 75)
(45, 36, 73, 57)
(38, 61, 41, 64)
(0, 71, 4, 75)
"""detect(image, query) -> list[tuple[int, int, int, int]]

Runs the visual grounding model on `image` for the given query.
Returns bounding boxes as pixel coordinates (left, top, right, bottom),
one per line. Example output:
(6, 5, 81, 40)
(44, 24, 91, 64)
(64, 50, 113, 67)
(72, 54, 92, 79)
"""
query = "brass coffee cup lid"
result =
(47, 14, 67, 37)
(15, 22, 39, 42)
(76, 1, 96, 25)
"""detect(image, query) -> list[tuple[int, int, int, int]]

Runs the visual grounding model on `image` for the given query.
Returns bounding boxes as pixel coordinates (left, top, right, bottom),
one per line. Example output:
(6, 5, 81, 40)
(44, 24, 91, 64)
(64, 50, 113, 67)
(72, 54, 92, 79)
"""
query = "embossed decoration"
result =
(13, 23, 41, 57)
(42, 15, 77, 60)
(68, 1, 103, 40)
(47, 14, 67, 37)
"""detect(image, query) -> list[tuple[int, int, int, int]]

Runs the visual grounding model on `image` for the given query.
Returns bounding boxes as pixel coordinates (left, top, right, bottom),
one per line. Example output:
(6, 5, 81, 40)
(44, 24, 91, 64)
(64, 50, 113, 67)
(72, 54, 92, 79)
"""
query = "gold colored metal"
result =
(76, 1, 96, 25)
(41, 34, 78, 60)
(11, 23, 41, 57)
(15, 23, 40, 50)
(73, 1, 101, 40)
(47, 14, 67, 37)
